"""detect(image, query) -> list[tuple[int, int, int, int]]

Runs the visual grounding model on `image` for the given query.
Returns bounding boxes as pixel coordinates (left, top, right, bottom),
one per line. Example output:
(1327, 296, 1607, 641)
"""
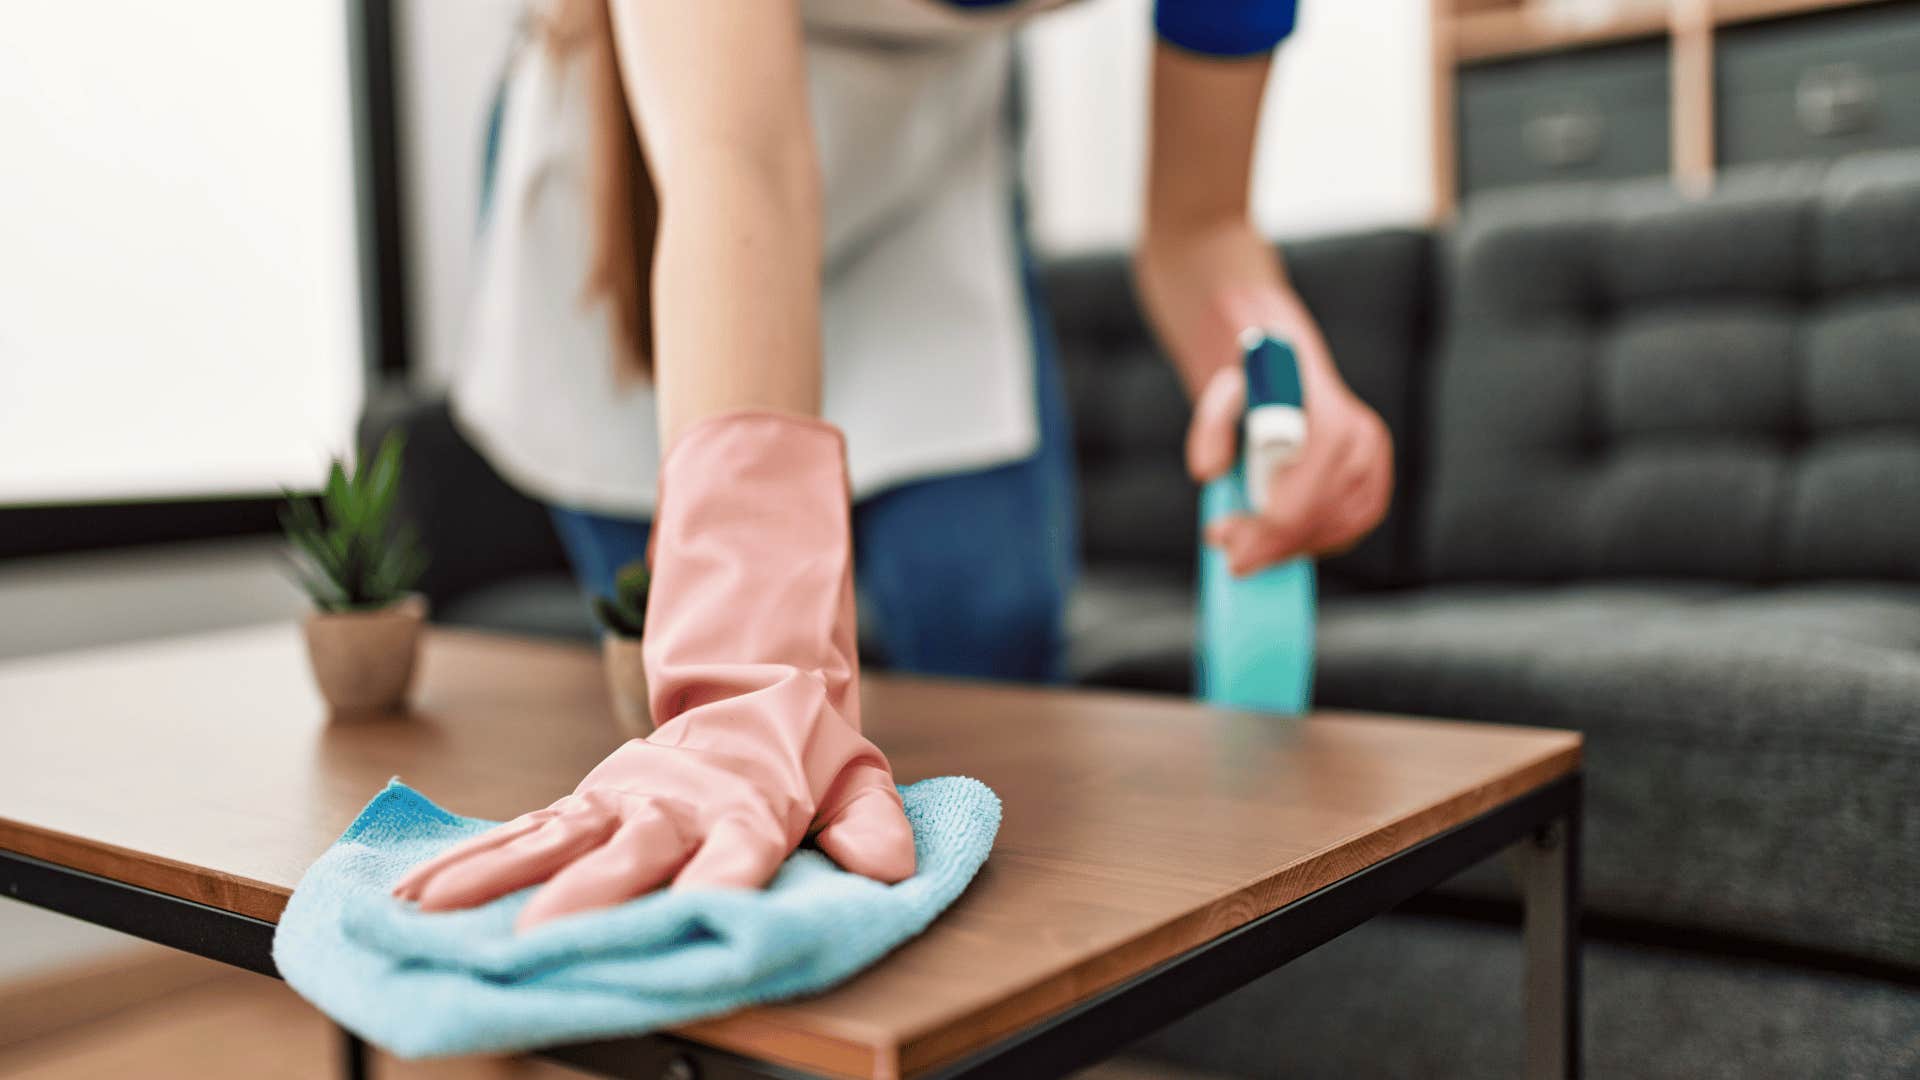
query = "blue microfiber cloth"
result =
(273, 777, 1000, 1058)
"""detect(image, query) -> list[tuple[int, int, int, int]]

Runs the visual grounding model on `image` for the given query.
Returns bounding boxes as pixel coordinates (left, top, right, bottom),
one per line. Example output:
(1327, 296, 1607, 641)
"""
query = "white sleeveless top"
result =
(453, 1, 1057, 516)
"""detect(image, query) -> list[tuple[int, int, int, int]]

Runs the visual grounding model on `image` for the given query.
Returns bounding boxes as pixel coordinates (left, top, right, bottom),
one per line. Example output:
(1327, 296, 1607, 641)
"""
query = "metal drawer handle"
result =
(1524, 104, 1605, 168)
(1796, 63, 1876, 137)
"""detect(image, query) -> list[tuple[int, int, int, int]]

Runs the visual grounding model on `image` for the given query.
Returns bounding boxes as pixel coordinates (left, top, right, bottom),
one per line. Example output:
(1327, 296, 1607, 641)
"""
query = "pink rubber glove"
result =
(392, 411, 916, 930)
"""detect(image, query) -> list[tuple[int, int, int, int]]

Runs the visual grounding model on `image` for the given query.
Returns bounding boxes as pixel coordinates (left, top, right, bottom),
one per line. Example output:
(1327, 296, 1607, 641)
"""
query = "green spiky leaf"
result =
(591, 561, 648, 638)
(364, 432, 404, 525)
(279, 435, 428, 612)
(613, 562, 649, 606)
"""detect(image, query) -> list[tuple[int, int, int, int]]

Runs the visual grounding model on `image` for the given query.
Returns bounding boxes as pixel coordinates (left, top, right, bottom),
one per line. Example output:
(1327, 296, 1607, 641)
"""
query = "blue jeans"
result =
(548, 259, 1079, 683)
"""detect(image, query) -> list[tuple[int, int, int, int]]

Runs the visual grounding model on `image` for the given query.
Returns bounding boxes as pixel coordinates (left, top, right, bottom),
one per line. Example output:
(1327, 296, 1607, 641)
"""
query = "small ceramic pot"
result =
(602, 632, 652, 738)
(302, 594, 427, 717)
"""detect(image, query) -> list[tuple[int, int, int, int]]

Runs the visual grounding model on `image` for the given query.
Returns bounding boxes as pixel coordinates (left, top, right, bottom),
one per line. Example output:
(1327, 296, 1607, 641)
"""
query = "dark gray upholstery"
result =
(1426, 155, 1920, 583)
(1133, 913, 1920, 1079)
(1066, 564, 1195, 692)
(1277, 228, 1436, 587)
(438, 572, 595, 640)
(1320, 581, 1920, 967)
(1047, 255, 1195, 571)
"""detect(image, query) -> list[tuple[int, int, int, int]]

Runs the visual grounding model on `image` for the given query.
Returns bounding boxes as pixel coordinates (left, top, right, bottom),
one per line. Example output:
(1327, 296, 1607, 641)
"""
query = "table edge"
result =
(0, 819, 289, 922)
(889, 737, 1583, 1077)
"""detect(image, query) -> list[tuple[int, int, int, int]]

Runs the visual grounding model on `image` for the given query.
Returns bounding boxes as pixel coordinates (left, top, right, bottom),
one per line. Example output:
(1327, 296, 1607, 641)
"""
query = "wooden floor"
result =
(0, 950, 578, 1080)
(0, 947, 1218, 1080)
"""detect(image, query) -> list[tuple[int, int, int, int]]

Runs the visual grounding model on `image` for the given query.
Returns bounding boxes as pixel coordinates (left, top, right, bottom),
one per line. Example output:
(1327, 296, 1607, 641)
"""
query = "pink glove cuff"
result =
(644, 409, 860, 734)
(643, 409, 902, 848)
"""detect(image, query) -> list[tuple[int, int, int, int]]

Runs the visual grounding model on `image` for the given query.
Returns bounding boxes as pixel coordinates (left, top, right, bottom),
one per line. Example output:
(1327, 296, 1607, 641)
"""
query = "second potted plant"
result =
(595, 560, 651, 736)
(282, 433, 429, 717)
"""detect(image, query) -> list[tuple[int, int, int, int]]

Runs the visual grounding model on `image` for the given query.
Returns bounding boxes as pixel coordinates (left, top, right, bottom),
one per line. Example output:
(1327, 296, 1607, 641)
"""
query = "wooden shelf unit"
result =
(1430, 0, 1901, 217)
(1452, 2, 1673, 61)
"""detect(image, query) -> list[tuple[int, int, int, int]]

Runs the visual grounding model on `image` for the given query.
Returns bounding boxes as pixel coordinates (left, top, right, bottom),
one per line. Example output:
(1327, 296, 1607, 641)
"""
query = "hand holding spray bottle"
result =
(1195, 329, 1316, 715)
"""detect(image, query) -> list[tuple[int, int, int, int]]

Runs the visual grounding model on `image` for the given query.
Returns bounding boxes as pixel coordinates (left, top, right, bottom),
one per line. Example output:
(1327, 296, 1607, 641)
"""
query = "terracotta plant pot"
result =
(602, 632, 651, 737)
(302, 595, 427, 716)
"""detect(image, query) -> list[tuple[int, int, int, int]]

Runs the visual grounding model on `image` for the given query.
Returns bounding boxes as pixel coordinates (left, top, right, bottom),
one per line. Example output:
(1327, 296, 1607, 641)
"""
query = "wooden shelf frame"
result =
(1431, 0, 1901, 218)
(1452, 2, 1673, 62)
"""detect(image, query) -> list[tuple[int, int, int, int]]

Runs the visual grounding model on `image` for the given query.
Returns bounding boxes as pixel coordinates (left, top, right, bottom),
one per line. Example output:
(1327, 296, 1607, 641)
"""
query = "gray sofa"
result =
(363, 150, 1920, 1076)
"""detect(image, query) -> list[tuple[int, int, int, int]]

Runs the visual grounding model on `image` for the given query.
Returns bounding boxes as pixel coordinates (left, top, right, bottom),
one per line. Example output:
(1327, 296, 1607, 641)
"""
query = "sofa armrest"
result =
(356, 384, 570, 610)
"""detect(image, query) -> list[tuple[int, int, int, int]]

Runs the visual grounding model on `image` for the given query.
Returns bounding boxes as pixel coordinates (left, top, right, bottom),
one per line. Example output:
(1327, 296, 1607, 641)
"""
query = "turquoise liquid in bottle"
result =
(1195, 334, 1317, 716)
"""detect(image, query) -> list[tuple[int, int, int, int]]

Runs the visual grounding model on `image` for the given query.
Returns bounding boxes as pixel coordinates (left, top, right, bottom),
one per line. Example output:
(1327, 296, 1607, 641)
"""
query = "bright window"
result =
(0, 1, 364, 503)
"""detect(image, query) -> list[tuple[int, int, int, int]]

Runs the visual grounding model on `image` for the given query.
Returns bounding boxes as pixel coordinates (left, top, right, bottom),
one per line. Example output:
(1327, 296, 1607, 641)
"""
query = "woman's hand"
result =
(1135, 221, 1393, 575)
(393, 413, 915, 931)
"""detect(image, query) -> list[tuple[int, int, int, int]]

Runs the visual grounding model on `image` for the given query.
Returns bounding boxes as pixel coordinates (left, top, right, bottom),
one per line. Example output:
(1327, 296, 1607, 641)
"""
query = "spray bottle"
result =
(1195, 329, 1316, 715)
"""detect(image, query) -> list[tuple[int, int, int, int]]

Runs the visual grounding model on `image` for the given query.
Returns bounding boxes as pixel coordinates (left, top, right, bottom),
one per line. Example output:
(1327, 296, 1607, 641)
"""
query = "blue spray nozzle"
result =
(1240, 331, 1303, 412)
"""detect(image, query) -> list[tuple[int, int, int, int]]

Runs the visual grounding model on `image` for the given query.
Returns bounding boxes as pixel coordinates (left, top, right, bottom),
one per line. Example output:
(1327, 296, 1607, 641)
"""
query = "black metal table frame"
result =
(2, 772, 1581, 1080)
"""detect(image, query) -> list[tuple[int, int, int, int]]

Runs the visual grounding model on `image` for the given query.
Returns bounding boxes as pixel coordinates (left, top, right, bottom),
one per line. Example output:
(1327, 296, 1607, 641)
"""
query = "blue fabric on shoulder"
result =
(1155, 0, 1300, 58)
(273, 777, 1001, 1058)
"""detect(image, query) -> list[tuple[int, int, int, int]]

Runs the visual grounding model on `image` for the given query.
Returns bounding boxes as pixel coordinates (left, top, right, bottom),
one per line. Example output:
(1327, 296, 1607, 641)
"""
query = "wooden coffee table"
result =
(0, 626, 1583, 1079)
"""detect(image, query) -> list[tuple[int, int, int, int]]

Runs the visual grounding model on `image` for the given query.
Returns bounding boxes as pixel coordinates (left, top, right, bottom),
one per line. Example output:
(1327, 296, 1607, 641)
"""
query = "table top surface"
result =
(0, 625, 1580, 1078)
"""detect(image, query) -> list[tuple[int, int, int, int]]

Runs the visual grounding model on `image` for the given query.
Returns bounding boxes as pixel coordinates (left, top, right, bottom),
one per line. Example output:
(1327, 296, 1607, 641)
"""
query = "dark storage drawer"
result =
(1458, 40, 1670, 199)
(1717, 1, 1920, 168)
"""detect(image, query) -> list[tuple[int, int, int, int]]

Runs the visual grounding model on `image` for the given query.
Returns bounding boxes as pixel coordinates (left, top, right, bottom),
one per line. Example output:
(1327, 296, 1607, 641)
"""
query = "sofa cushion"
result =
(1319, 581, 1920, 968)
(1068, 572, 1920, 967)
(1136, 911, 1920, 1080)
(1066, 563, 1196, 692)
(1425, 153, 1920, 584)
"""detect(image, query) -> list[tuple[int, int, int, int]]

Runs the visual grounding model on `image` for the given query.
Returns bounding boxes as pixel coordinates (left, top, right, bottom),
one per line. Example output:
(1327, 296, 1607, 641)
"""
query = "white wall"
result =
(1025, 0, 1435, 252)
(0, 1, 364, 503)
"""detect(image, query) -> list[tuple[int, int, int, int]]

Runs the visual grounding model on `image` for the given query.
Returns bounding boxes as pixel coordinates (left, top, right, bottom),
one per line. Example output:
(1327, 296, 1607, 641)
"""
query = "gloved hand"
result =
(392, 411, 916, 931)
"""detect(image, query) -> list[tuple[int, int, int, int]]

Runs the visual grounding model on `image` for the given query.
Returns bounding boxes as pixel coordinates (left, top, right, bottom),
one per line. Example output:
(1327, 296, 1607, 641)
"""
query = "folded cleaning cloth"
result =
(273, 776, 1000, 1058)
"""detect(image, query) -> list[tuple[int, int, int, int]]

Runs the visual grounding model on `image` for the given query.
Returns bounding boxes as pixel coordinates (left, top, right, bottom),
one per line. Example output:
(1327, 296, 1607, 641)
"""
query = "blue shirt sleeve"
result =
(1154, 0, 1299, 58)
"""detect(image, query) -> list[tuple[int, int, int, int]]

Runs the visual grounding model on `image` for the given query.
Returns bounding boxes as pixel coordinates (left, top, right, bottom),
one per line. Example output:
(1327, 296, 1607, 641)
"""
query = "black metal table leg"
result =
(1511, 781, 1582, 1080)
(340, 1026, 371, 1080)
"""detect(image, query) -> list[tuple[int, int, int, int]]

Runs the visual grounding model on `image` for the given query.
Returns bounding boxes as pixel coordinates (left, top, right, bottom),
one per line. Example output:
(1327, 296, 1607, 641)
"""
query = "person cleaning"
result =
(398, 0, 1393, 930)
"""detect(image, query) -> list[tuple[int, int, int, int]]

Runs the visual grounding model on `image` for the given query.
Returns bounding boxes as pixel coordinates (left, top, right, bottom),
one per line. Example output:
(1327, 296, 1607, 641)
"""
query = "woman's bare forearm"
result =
(1143, 43, 1269, 240)
(647, 160, 822, 446)
(1137, 43, 1308, 396)
(609, 1, 823, 449)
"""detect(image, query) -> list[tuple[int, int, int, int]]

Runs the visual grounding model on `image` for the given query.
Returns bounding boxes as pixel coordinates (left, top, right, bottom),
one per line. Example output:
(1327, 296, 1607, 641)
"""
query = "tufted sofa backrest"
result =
(1424, 151, 1920, 583)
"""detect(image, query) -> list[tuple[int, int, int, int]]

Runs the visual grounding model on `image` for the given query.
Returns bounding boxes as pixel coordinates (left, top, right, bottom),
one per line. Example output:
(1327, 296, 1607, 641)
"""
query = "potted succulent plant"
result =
(594, 560, 651, 736)
(281, 433, 429, 716)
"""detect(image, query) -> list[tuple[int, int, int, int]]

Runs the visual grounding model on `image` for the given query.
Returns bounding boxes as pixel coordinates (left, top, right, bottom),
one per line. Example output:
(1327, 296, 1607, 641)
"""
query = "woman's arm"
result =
(391, 3, 916, 927)
(1135, 38, 1393, 573)
(1137, 44, 1286, 398)
(607, 0, 822, 447)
